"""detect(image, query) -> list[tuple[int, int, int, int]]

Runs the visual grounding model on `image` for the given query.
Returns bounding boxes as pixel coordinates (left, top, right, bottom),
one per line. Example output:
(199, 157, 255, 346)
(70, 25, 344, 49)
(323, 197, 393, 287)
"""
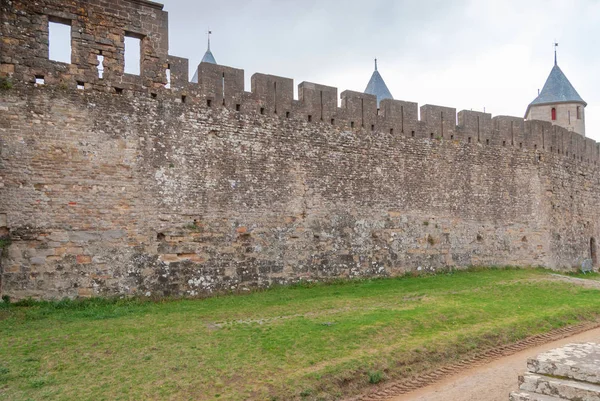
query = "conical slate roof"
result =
(191, 33, 218, 83)
(364, 59, 393, 106)
(201, 49, 217, 65)
(527, 63, 586, 113)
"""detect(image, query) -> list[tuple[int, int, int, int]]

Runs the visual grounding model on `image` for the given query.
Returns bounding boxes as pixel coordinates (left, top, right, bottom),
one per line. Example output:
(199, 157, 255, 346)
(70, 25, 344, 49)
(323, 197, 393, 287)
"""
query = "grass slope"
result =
(1, 268, 600, 401)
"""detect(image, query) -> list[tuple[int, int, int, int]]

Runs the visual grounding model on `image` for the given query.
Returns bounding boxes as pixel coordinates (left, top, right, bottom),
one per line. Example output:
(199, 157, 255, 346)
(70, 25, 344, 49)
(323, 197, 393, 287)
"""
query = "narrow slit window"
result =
(390, 128, 394, 135)
(97, 53, 104, 79)
(165, 65, 171, 89)
(577, 106, 581, 119)
(236, 104, 241, 112)
(207, 99, 212, 107)
(181, 95, 187, 103)
(331, 119, 335, 125)
(285, 111, 290, 118)
(371, 124, 375, 131)
(48, 19, 71, 64)
(124, 34, 142, 75)
(350, 121, 355, 128)
(308, 115, 312, 122)
(551, 107, 556, 121)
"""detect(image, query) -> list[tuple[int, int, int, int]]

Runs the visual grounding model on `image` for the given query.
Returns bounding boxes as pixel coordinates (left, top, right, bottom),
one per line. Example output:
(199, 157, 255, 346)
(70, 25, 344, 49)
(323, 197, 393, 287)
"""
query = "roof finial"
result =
(207, 29, 212, 51)
(554, 41, 558, 66)
(374, 58, 378, 71)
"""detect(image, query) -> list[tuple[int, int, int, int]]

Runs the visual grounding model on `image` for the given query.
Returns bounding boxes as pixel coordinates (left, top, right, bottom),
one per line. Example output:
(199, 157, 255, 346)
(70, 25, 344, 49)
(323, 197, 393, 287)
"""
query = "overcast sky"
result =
(155, 0, 600, 140)
(48, 1, 599, 139)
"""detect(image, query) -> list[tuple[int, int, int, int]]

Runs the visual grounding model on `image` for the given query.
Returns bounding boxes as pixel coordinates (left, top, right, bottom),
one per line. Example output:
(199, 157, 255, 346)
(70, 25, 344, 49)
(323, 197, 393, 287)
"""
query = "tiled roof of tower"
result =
(364, 59, 393, 107)
(527, 63, 586, 115)
(191, 34, 217, 83)
(201, 49, 217, 65)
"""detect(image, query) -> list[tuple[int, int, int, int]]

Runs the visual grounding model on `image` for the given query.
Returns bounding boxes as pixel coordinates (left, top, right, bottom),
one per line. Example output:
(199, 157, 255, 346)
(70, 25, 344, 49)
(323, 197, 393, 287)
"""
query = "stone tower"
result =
(364, 59, 393, 107)
(525, 55, 586, 136)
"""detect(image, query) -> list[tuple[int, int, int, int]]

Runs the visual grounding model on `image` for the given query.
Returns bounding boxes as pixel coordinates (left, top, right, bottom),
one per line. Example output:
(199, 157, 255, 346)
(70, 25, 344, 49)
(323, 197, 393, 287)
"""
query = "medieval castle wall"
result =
(1, 0, 600, 299)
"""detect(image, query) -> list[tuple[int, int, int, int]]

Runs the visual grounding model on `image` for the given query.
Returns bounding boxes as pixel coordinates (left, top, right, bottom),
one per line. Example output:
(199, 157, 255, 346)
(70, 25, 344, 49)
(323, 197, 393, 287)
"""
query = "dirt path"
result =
(388, 326, 600, 401)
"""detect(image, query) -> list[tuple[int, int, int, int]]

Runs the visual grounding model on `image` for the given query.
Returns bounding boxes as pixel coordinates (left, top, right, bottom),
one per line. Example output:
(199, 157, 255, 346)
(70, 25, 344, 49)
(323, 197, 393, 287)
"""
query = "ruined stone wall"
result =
(1, 0, 600, 299)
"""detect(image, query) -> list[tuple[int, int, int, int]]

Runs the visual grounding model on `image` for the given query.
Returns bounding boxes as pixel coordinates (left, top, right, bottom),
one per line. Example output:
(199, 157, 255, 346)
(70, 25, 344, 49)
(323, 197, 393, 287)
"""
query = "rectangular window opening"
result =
(48, 19, 72, 64)
(165, 65, 171, 89)
(35, 75, 45, 85)
(371, 124, 375, 131)
(486, 139, 489, 145)
(285, 111, 290, 118)
(236, 104, 241, 112)
(124, 33, 142, 75)
(519, 142, 523, 148)
(207, 99, 212, 107)
(468, 137, 472, 143)
(97, 53, 104, 79)
(331, 118, 335, 125)
(350, 121, 355, 128)
(503, 140, 506, 147)
(260, 107, 265, 115)
(411, 131, 415, 137)
(430, 133, 434, 139)
(390, 128, 394, 135)
(308, 115, 312, 122)
(115, 87, 123, 94)
(77, 81, 84, 90)
(181, 95, 187, 103)
(450, 135, 454, 140)
(151, 93, 157, 99)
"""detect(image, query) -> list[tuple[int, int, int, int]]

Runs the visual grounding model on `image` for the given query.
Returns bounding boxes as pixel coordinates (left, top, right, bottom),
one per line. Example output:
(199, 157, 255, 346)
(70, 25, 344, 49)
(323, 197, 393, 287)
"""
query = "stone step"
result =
(509, 391, 564, 401)
(519, 372, 600, 400)
(527, 342, 600, 385)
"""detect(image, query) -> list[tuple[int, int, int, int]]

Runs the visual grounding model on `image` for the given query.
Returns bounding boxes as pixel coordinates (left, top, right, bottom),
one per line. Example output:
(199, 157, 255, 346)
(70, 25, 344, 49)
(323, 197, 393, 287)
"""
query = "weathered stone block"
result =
(527, 343, 600, 385)
(519, 372, 600, 400)
(509, 392, 563, 401)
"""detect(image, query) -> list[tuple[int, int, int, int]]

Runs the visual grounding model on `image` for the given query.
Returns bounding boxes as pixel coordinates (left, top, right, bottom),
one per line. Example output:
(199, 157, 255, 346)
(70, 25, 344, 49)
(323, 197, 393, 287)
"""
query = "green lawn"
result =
(1, 268, 600, 401)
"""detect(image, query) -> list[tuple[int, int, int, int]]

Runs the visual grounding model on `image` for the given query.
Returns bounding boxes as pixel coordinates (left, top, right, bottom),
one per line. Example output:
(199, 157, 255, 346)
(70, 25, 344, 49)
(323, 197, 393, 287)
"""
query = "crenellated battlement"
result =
(2, 0, 599, 166)
(2, 0, 600, 300)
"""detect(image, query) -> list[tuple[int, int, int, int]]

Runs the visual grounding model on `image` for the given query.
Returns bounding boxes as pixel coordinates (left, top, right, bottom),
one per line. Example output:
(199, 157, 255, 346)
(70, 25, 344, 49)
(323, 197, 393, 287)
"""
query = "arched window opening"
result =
(551, 107, 557, 121)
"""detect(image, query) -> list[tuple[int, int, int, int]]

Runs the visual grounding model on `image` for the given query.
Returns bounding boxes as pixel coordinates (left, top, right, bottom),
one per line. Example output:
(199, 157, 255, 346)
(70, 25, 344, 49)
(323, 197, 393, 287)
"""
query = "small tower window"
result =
(551, 107, 557, 121)
(577, 106, 581, 119)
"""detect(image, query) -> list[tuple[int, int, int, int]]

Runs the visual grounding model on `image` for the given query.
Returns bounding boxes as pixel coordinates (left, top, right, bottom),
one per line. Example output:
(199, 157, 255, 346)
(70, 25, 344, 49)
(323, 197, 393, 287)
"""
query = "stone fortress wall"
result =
(1, 0, 600, 299)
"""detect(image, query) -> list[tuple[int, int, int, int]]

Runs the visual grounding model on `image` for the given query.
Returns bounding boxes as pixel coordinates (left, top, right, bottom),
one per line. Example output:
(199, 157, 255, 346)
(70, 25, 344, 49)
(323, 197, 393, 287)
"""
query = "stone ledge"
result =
(527, 342, 600, 385)
(509, 392, 564, 401)
(519, 372, 600, 400)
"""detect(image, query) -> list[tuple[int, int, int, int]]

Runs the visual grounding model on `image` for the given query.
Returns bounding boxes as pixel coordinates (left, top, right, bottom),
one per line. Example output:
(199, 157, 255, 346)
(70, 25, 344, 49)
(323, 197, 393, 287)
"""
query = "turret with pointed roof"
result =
(191, 31, 217, 83)
(525, 50, 586, 136)
(364, 59, 393, 107)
